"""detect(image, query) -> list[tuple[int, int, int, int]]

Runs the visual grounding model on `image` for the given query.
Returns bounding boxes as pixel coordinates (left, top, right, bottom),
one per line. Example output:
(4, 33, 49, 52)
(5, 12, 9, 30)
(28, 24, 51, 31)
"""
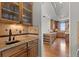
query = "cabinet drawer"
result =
(2, 43, 27, 57)
(28, 39, 38, 47)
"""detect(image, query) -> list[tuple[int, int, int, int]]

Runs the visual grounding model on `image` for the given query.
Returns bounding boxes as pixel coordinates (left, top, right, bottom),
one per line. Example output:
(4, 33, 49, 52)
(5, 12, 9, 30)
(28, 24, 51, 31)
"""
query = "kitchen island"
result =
(43, 32, 56, 45)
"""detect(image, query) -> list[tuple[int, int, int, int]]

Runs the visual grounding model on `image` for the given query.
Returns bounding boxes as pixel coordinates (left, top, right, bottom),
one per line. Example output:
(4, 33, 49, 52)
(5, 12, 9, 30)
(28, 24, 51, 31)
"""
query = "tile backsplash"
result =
(0, 23, 28, 35)
(0, 23, 38, 45)
(28, 26, 39, 33)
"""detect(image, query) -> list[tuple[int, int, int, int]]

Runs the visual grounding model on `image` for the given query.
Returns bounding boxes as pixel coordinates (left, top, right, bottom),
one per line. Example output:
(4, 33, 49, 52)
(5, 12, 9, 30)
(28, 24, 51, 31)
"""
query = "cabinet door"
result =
(1, 2, 19, 21)
(28, 45, 38, 57)
(28, 39, 38, 57)
(2, 43, 27, 57)
(0, 52, 2, 57)
(22, 2, 32, 25)
(13, 49, 27, 57)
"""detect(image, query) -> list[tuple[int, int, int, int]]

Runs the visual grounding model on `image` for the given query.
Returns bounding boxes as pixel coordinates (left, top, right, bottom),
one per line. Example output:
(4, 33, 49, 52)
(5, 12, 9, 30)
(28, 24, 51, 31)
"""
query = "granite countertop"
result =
(0, 35, 38, 52)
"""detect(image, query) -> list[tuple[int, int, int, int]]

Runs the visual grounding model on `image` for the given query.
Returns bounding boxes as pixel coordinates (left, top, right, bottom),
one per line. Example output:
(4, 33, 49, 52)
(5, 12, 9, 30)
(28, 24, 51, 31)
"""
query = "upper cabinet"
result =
(22, 2, 32, 25)
(0, 2, 20, 23)
(0, 2, 32, 25)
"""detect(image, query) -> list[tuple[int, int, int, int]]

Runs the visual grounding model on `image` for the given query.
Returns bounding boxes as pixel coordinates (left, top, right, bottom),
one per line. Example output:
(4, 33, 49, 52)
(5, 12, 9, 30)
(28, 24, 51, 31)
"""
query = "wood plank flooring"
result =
(43, 38, 69, 57)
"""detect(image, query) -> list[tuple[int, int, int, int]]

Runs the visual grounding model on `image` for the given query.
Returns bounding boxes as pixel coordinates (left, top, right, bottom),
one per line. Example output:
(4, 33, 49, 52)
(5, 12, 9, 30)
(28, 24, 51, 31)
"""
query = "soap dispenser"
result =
(13, 36, 15, 41)
(8, 29, 12, 41)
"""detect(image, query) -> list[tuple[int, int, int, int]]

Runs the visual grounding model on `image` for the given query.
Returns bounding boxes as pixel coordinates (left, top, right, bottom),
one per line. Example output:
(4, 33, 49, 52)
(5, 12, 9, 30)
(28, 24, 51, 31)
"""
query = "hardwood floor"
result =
(43, 38, 69, 57)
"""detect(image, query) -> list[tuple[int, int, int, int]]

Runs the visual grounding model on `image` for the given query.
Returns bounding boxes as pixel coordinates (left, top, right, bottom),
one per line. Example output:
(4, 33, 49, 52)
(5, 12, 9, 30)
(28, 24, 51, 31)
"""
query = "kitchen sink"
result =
(6, 40, 20, 45)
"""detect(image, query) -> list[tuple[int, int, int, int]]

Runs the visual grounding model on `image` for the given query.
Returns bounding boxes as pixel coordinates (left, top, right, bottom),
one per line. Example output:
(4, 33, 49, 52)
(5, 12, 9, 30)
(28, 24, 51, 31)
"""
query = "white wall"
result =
(41, 17, 50, 33)
(33, 2, 55, 57)
(70, 2, 79, 57)
(33, 3, 41, 28)
(32, 2, 42, 56)
(41, 2, 57, 33)
(41, 2, 57, 56)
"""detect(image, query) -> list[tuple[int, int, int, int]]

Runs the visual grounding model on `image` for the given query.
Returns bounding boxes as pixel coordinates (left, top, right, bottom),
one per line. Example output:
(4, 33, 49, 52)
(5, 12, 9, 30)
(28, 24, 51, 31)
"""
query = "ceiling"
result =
(51, 2, 69, 21)
(41, 2, 57, 20)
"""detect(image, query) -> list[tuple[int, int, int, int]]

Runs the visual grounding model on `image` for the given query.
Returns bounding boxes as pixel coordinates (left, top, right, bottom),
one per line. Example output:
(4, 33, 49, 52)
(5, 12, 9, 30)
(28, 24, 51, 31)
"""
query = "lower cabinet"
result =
(2, 43, 28, 57)
(0, 52, 2, 57)
(43, 33, 56, 44)
(28, 45, 38, 57)
(28, 39, 38, 57)
(0, 39, 38, 57)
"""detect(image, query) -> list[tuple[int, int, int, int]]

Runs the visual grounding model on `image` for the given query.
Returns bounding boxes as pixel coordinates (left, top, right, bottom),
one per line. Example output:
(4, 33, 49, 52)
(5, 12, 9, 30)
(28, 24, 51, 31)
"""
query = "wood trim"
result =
(19, 2, 23, 23)
(0, 18, 20, 24)
(0, 2, 1, 19)
(30, 2, 32, 25)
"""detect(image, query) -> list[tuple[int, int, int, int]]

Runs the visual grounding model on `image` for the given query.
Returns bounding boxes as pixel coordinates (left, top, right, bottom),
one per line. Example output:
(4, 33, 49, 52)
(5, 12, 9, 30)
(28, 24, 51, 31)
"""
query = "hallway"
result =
(43, 38, 69, 57)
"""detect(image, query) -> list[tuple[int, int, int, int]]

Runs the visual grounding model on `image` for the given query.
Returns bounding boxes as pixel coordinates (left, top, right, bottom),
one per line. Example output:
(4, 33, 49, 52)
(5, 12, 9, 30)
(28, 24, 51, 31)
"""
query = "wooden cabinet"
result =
(43, 34, 50, 43)
(0, 39, 38, 57)
(2, 43, 27, 57)
(0, 52, 2, 57)
(28, 45, 38, 57)
(28, 39, 38, 57)
(0, 2, 32, 25)
(1, 3, 19, 21)
(22, 2, 32, 25)
(0, 2, 20, 23)
(43, 33, 56, 44)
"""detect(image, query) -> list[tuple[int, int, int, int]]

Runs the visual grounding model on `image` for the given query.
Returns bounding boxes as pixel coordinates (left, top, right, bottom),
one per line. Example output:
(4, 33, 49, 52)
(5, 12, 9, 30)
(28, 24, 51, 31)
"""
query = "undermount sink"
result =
(5, 40, 20, 45)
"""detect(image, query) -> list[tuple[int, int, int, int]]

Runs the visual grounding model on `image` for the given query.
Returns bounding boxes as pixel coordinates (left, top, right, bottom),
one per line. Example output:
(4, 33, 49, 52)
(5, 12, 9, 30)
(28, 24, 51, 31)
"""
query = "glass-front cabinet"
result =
(0, 2, 32, 25)
(22, 2, 32, 25)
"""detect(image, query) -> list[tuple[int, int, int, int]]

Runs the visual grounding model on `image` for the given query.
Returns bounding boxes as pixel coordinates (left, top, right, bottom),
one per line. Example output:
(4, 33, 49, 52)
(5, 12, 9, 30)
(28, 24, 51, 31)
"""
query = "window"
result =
(60, 22, 65, 31)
